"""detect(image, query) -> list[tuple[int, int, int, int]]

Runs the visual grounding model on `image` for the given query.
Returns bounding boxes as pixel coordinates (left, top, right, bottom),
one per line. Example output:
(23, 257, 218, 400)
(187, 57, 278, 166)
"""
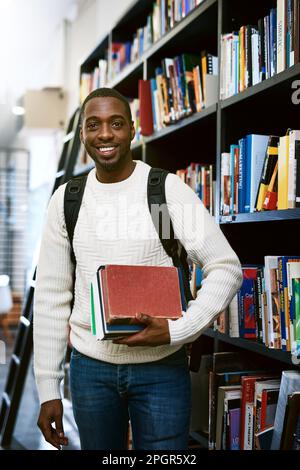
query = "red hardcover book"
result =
(138, 79, 154, 136)
(98, 264, 184, 324)
(260, 387, 279, 432)
(240, 374, 278, 450)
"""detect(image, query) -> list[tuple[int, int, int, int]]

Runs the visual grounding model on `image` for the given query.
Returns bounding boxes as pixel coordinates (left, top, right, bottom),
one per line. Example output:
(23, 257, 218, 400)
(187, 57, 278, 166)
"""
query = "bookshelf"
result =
(220, 208, 300, 223)
(204, 328, 299, 366)
(221, 62, 300, 109)
(77, 0, 300, 449)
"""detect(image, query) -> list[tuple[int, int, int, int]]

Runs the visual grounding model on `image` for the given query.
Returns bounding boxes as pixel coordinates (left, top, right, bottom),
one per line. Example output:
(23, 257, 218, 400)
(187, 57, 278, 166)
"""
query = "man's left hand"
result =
(112, 313, 170, 347)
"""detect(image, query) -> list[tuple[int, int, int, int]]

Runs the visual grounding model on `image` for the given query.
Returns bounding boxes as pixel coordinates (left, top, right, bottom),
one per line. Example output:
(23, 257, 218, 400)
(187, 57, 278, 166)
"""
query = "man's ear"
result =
(79, 126, 84, 144)
(130, 122, 135, 141)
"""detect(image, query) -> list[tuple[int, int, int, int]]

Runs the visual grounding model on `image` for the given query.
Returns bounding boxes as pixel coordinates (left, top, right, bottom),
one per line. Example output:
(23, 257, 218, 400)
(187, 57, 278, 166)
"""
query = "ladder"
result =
(0, 108, 86, 447)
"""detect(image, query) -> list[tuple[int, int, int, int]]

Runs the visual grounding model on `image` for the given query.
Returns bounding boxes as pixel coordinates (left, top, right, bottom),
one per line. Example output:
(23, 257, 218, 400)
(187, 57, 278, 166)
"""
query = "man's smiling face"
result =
(80, 96, 135, 172)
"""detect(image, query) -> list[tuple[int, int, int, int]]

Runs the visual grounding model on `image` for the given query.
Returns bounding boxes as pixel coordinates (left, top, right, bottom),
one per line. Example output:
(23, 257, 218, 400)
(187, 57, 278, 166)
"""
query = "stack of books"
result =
(90, 264, 186, 340)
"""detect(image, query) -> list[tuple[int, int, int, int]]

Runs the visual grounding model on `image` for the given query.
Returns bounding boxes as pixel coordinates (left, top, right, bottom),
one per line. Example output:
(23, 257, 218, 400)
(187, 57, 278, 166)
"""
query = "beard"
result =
(97, 158, 120, 172)
(92, 143, 131, 173)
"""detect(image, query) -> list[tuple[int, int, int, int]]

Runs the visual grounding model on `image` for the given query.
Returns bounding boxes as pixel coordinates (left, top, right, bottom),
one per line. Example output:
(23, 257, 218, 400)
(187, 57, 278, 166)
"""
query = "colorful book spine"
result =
(229, 408, 241, 450)
(238, 137, 246, 213)
(238, 267, 258, 339)
(292, 277, 300, 357)
(139, 79, 154, 136)
(278, 134, 289, 209)
(255, 136, 279, 211)
(263, 160, 278, 210)
(278, 256, 300, 351)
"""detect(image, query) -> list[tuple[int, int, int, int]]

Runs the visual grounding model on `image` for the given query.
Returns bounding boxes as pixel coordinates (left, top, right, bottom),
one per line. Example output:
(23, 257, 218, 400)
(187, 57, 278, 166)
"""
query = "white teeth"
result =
(98, 146, 115, 151)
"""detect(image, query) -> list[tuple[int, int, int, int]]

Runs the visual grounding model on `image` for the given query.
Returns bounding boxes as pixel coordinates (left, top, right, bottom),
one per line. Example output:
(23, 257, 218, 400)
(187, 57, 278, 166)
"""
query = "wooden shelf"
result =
(220, 208, 300, 224)
(221, 63, 300, 109)
(203, 329, 299, 366)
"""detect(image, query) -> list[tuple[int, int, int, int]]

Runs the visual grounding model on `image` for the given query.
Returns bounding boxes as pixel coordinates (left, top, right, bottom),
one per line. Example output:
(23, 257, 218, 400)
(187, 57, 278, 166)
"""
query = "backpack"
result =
(64, 167, 193, 302)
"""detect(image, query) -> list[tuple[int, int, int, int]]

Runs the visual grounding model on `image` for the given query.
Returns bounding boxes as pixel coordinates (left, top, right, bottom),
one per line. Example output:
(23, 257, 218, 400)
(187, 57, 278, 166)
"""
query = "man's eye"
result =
(87, 122, 98, 129)
(112, 121, 122, 128)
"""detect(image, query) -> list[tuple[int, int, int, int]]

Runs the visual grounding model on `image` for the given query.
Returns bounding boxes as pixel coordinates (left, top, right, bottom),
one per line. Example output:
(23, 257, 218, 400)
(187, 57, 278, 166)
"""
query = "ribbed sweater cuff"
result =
(36, 379, 62, 405)
(167, 306, 216, 346)
(167, 315, 200, 346)
(168, 319, 186, 346)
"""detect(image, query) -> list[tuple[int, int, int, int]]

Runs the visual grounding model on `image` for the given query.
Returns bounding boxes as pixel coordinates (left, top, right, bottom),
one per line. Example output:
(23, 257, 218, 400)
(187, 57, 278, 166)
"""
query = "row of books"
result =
(109, 0, 205, 81)
(80, 59, 108, 104)
(110, 37, 150, 81)
(80, 1, 300, 105)
(220, 0, 300, 100)
(220, 130, 300, 216)
(190, 351, 300, 450)
(213, 256, 300, 357)
(138, 52, 218, 136)
(80, 51, 218, 136)
(176, 162, 215, 215)
(215, 375, 281, 450)
(79, 0, 205, 102)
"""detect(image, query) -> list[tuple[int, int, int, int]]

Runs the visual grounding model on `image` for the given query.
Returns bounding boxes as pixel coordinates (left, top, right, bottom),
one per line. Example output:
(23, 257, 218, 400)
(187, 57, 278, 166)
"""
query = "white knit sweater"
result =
(33, 160, 242, 404)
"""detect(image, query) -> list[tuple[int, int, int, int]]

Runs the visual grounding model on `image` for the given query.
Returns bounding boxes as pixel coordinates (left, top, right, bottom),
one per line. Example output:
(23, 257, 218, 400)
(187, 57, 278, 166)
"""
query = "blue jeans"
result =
(70, 347, 191, 450)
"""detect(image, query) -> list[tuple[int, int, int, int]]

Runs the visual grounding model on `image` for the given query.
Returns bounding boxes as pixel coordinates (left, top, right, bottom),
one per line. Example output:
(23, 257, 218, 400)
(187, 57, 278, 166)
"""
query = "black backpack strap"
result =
(147, 168, 193, 302)
(64, 175, 88, 264)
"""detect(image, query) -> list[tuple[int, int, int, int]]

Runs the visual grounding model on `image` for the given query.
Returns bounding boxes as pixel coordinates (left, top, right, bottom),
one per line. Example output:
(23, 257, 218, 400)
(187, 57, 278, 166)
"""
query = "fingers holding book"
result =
(113, 313, 171, 347)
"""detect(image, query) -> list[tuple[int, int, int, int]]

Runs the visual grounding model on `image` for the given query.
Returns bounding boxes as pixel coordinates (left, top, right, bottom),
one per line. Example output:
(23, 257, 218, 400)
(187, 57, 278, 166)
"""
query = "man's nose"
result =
(97, 123, 113, 140)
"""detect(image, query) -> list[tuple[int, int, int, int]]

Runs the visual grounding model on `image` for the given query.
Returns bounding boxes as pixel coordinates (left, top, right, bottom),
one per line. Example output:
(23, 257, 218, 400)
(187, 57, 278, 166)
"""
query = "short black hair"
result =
(80, 87, 132, 125)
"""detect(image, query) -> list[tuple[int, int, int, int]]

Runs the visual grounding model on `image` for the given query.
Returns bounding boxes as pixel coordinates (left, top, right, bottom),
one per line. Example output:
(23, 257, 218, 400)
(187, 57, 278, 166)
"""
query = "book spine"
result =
(238, 137, 246, 213)
(244, 135, 251, 213)
(139, 79, 154, 136)
(256, 268, 264, 343)
(229, 408, 241, 450)
(260, 388, 268, 431)
(288, 131, 300, 208)
(243, 380, 255, 450)
(258, 18, 266, 81)
(278, 135, 289, 209)
(262, 160, 278, 210)
(277, 0, 287, 73)
(90, 281, 96, 336)
(255, 137, 279, 211)
(278, 257, 288, 350)
(294, 0, 300, 64)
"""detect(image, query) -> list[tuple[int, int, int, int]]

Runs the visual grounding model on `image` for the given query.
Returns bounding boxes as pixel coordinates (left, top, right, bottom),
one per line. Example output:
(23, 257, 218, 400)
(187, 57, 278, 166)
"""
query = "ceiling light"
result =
(12, 106, 25, 116)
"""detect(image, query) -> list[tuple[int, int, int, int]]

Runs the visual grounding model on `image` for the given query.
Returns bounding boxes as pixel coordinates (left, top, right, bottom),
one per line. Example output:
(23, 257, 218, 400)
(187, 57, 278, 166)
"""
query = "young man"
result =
(33, 88, 243, 450)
